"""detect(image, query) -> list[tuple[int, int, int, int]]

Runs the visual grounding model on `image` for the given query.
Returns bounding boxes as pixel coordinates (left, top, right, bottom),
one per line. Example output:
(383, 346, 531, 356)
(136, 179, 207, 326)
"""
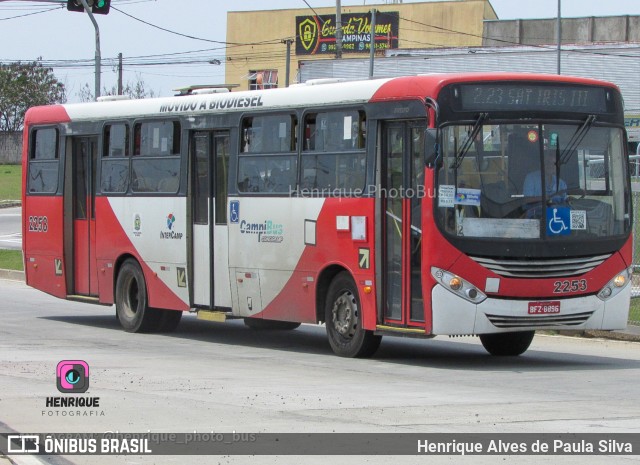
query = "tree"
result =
(78, 74, 156, 102)
(0, 59, 66, 132)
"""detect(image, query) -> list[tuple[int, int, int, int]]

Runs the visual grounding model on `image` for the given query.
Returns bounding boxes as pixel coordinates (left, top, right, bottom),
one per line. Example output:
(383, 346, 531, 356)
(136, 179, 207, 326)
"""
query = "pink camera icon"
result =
(56, 360, 89, 393)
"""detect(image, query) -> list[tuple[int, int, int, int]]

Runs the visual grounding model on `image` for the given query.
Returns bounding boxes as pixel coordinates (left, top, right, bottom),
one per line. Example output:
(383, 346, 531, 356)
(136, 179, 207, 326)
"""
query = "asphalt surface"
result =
(0, 206, 21, 251)
(1, 277, 640, 465)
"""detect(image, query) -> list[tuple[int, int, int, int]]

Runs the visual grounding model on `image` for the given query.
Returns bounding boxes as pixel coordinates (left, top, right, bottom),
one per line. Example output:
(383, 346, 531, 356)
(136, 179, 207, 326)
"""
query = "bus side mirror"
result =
(425, 128, 438, 167)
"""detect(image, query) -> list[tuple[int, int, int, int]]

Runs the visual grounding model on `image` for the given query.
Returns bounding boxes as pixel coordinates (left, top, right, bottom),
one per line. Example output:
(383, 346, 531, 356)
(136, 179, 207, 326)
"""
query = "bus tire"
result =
(115, 259, 160, 333)
(244, 318, 301, 330)
(479, 331, 535, 356)
(325, 272, 381, 358)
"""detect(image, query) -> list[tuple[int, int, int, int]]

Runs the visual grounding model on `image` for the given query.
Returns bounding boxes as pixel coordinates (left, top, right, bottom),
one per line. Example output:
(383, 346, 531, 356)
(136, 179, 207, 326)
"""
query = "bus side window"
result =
(101, 123, 129, 194)
(28, 127, 59, 194)
(238, 114, 298, 194)
(301, 110, 366, 192)
(131, 121, 181, 194)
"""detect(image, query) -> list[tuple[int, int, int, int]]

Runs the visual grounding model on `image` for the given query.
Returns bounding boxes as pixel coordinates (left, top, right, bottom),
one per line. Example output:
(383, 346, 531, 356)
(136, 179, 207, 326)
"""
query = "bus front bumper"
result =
(431, 284, 631, 335)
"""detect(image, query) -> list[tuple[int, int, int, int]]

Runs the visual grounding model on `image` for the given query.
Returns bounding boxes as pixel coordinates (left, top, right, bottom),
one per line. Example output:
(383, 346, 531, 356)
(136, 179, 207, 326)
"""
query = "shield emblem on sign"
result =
(299, 17, 318, 52)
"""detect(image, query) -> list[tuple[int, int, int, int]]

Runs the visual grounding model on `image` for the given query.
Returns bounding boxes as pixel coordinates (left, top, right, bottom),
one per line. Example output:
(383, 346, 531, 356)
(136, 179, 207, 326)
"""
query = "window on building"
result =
(248, 70, 278, 90)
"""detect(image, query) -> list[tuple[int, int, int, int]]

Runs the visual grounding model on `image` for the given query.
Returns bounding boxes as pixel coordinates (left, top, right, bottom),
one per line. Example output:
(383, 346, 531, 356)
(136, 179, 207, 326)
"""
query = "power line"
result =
(111, 5, 284, 47)
(0, 4, 60, 20)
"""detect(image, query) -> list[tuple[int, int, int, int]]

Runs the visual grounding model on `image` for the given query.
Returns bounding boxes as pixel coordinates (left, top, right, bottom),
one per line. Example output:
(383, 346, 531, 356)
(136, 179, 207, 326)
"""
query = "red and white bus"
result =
(22, 73, 633, 357)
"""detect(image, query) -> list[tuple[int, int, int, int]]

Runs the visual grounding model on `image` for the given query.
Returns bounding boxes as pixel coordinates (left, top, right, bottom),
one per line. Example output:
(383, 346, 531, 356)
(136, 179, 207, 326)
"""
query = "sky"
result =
(2, 0, 640, 102)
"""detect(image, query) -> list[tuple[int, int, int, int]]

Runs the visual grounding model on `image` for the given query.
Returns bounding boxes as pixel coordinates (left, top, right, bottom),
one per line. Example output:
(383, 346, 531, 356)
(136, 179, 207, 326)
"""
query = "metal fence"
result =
(631, 190, 640, 325)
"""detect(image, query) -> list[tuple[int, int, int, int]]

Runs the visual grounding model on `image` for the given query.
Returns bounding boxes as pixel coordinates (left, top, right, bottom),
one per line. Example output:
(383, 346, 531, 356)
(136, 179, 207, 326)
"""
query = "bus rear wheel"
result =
(325, 272, 381, 358)
(116, 259, 161, 333)
(479, 331, 535, 356)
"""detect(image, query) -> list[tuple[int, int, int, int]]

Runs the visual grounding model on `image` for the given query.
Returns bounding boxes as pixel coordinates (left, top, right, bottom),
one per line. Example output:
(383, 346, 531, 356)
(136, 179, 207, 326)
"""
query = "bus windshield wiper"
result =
(559, 114, 596, 165)
(452, 113, 487, 169)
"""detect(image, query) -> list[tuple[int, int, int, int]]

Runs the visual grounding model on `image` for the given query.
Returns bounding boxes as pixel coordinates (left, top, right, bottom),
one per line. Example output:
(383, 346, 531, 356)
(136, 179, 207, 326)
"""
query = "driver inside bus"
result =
(522, 140, 567, 218)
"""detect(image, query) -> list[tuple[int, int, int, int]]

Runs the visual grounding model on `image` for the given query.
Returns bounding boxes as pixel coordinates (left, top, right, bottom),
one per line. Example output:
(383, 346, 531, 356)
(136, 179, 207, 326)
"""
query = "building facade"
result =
(225, 0, 497, 90)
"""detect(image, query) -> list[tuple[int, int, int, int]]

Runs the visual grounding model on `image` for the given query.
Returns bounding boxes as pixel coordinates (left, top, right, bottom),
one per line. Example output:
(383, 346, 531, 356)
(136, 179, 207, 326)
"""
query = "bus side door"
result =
(190, 130, 232, 309)
(67, 136, 99, 296)
(380, 121, 425, 327)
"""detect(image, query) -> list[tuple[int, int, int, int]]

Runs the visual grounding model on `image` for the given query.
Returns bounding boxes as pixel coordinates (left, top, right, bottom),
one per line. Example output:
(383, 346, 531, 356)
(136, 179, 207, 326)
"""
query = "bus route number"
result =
(553, 279, 587, 294)
(28, 215, 48, 233)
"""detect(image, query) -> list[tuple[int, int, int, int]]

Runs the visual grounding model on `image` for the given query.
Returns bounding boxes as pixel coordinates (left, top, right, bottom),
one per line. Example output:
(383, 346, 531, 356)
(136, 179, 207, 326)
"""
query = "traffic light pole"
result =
(79, 0, 101, 99)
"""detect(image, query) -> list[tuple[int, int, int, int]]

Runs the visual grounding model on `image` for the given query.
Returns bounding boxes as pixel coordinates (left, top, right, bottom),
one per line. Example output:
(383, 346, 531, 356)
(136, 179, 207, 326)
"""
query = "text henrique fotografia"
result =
(43, 396, 104, 417)
(45, 360, 105, 417)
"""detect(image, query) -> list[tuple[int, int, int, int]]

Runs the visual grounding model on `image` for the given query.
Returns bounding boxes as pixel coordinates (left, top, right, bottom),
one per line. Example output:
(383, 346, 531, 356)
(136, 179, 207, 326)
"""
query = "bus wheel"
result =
(479, 331, 535, 356)
(325, 272, 381, 358)
(115, 259, 159, 333)
(244, 318, 301, 330)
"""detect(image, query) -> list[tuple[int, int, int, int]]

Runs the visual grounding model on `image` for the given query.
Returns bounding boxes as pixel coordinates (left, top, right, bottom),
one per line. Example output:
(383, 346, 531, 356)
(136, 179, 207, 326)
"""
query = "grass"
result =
(630, 297, 640, 325)
(0, 249, 23, 271)
(0, 164, 21, 201)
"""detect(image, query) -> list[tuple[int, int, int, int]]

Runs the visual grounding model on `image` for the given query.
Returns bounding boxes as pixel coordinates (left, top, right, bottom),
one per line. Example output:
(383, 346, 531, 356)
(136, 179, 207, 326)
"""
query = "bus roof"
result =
(25, 73, 621, 125)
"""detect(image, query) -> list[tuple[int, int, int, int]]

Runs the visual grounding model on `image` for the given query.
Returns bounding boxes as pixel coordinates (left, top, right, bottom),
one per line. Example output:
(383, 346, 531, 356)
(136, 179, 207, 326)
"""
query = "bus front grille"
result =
(486, 311, 594, 329)
(470, 254, 611, 278)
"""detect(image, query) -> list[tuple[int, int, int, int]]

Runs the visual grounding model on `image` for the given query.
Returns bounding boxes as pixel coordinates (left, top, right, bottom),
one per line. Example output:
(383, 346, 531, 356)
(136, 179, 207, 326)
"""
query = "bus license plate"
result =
(528, 301, 561, 315)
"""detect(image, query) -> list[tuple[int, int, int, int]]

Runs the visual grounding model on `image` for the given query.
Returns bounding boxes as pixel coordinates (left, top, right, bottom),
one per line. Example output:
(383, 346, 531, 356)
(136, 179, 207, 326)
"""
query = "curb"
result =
(0, 201, 20, 209)
(583, 328, 640, 343)
(0, 269, 24, 281)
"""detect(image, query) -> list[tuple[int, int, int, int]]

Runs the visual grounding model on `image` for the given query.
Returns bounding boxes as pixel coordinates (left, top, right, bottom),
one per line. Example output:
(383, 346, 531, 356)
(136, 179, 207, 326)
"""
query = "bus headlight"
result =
(597, 268, 632, 301)
(431, 267, 487, 304)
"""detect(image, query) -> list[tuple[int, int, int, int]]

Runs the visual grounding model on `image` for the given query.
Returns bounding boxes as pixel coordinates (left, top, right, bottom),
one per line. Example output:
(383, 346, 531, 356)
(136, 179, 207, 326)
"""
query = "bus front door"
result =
(68, 136, 99, 296)
(381, 122, 425, 327)
(190, 131, 232, 309)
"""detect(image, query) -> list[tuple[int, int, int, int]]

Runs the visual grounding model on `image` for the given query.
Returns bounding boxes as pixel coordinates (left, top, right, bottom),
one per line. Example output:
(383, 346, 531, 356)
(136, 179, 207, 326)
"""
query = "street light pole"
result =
(336, 0, 343, 59)
(557, 0, 561, 75)
(79, 0, 101, 99)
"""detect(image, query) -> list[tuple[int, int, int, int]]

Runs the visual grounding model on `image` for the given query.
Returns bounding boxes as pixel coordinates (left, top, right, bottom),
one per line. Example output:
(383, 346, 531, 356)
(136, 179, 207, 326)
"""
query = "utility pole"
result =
(117, 53, 123, 95)
(336, 0, 343, 59)
(283, 39, 293, 87)
(79, 0, 101, 99)
(369, 9, 376, 79)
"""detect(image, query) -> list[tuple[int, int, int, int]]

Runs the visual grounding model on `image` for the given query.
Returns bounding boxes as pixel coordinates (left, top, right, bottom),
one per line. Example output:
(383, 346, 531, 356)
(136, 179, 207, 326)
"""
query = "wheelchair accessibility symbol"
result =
(230, 200, 240, 224)
(546, 207, 571, 236)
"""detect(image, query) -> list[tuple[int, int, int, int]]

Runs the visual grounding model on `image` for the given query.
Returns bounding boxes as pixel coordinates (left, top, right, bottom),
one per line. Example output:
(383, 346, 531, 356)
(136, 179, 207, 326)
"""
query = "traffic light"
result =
(67, 0, 111, 15)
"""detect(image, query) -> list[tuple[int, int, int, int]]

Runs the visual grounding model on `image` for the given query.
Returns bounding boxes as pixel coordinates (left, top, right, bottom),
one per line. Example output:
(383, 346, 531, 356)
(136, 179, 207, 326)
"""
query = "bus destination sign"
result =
(458, 84, 609, 113)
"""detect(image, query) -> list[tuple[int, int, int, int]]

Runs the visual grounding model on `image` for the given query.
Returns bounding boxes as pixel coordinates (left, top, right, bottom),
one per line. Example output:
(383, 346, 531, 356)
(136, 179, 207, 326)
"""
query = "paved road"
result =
(0, 207, 21, 250)
(1, 278, 639, 465)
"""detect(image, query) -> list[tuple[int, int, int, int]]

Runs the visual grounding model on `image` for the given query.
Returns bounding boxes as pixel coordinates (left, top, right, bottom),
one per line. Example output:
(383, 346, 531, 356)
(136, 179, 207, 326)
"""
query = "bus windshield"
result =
(436, 122, 629, 242)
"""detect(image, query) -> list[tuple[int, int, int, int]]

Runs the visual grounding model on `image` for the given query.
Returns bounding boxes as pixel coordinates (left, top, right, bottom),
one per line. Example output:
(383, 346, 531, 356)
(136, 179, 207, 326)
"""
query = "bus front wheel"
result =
(116, 259, 161, 333)
(479, 331, 535, 356)
(325, 272, 381, 358)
